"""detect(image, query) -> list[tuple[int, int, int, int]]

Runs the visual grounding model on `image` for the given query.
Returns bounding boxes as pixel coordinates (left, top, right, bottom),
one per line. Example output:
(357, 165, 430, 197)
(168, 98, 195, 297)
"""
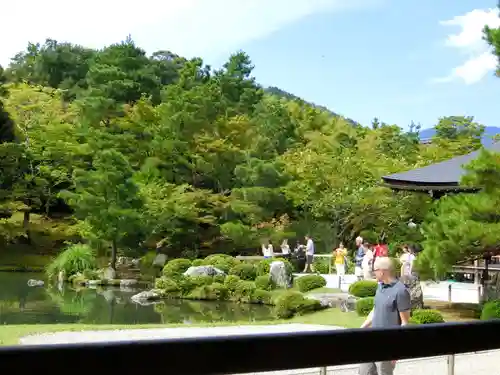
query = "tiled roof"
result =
(382, 142, 500, 185)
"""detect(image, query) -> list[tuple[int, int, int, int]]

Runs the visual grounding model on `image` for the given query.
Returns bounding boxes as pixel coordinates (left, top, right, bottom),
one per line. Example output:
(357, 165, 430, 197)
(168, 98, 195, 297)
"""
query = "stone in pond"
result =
(131, 290, 160, 304)
(184, 265, 225, 277)
(120, 279, 138, 287)
(27, 279, 44, 287)
(269, 261, 292, 288)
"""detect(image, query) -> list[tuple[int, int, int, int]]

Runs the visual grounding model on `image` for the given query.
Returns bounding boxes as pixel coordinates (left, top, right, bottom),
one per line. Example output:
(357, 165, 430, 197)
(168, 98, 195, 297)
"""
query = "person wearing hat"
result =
(359, 257, 411, 375)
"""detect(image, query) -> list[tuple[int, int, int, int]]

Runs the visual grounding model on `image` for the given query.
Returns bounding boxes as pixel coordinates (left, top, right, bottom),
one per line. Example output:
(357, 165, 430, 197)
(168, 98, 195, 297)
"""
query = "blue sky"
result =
(2, 0, 499, 130)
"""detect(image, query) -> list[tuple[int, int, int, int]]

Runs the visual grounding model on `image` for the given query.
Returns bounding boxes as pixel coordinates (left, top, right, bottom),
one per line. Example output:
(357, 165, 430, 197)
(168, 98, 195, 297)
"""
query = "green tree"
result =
(61, 150, 144, 269)
(416, 149, 500, 278)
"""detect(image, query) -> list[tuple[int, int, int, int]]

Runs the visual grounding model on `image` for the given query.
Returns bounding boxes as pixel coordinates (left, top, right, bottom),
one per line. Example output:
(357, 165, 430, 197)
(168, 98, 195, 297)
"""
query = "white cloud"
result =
(431, 8, 500, 85)
(0, 0, 377, 67)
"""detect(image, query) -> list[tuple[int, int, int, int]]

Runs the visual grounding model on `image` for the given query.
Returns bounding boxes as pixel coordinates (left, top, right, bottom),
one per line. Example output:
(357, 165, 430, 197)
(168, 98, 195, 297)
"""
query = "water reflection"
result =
(0, 272, 274, 325)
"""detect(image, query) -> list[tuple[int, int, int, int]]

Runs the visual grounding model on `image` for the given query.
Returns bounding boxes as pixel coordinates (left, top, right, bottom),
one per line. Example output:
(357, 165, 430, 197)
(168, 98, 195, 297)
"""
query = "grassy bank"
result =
(0, 307, 364, 346)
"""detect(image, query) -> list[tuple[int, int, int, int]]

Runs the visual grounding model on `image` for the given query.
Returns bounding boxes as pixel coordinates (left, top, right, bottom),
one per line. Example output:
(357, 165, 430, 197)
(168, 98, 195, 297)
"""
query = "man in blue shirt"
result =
(359, 257, 411, 375)
(354, 238, 365, 280)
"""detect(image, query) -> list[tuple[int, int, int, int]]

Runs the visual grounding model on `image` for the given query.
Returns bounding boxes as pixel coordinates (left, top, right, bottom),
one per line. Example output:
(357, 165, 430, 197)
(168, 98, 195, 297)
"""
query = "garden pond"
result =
(0, 272, 275, 325)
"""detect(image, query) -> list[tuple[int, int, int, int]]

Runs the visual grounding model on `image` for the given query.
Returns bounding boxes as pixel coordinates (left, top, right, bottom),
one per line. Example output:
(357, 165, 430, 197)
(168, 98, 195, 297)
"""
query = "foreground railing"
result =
(1, 321, 500, 375)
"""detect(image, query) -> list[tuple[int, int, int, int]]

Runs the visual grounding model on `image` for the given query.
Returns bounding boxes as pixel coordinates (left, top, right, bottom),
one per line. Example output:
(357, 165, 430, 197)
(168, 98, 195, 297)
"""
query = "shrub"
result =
(46, 243, 96, 279)
(206, 282, 229, 300)
(229, 263, 257, 281)
(186, 286, 212, 300)
(355, 297, 375, 316)
(213, 274, 225, 283)
(255, 275, 275, 291)
(273, 291, 322, 319)
(154, 277, 181, 297)
(83, 269, 99, 280)
(232, 280, 257, 302)
(410, 309, 445, 324)
(192, 259, 204, 267)
(224, 275, 241, 292)
(480, 300, 500, 320)
(177, 276, 196, 295)
(294, 274, 326, 293)
(252, 289, 273, 305)
(202, 254, 239, 273)
(162, 258, 192, 278)
(313, 259, 330, 274)
(256, 257, 293, 277)
(190, 275, 213, 287)
(349, 280, 378, 298)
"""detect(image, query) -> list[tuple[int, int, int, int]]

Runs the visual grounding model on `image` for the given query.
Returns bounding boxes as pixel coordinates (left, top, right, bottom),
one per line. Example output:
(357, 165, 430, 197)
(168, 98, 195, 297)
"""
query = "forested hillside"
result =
(0, 37, 495, 272)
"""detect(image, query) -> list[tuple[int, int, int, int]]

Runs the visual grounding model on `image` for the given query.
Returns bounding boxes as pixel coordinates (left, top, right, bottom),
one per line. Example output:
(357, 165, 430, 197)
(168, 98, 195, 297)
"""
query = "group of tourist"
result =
(261, 235, 315, 273)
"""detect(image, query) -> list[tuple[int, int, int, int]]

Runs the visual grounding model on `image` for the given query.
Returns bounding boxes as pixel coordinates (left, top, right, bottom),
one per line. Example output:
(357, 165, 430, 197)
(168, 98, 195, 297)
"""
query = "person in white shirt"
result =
(303, 235, 315, 273)
(281, 239, 290, 259)
(399, 245, 416, 277)
(262, 242, 273, 258)
(362, 243, 374, 280)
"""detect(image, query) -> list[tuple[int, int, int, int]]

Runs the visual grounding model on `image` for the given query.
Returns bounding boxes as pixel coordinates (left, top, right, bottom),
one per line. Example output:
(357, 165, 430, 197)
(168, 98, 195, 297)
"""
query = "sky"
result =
(1, 0, 499, 130)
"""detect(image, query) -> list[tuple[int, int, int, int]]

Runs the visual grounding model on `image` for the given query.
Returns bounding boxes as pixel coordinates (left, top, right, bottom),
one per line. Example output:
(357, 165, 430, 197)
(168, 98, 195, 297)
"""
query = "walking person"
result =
(303, 235, 315, 273)
(359, 257, 411, 375)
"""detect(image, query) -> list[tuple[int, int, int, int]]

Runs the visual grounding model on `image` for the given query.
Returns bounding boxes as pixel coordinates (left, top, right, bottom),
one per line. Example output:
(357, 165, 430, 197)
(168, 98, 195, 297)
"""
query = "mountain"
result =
(264, 86, 360, 127)
(419, 126, 500, 146)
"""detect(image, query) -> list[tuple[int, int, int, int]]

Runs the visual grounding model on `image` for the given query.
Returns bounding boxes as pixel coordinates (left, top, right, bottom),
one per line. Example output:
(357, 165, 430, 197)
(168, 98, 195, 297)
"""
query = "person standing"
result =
(281, 239, 291, 260)
(303, 235, 315, 273)
(362, 243, 374, 280)
(334, 242, 348, 277)
(359, 257, 411, 375)
(399, 245, 416, 278)
(355, 242, 365, 280)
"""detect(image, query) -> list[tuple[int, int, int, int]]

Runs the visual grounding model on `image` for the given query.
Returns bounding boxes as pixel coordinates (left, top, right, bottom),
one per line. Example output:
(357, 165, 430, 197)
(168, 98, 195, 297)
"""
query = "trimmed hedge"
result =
(294, 274, 326, 293)
(273, 291, 323, 319)
(192, 259, 204, 267)
(410, 309, 445, 324)
(229, 263, 257, 281)
(349, 280, 378, 298)
(202, 254, 239, 273)
(355, 297, 374, 316)
(162, 258, 192, 278)
(255, 275, 275, 291)
(480, 300, 500, 320)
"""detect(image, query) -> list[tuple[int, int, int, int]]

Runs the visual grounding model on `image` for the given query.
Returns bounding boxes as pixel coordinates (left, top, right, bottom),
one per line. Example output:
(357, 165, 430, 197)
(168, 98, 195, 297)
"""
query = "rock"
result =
(153, 254, 167, 267)
(103, 267, 116, 280)
(27, 279, 44, 287)
(183, 265, 225, 277)
(269, 261, 292, 288)
(131, 290, 160, 304)
(307, 292, 356, 311)
(120, 279, 138, 287)
(401, 275, 424, 310)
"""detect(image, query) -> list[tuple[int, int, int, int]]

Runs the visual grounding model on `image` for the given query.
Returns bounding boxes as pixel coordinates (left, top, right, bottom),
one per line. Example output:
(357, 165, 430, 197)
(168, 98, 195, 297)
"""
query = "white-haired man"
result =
(359, 257, 411, 375)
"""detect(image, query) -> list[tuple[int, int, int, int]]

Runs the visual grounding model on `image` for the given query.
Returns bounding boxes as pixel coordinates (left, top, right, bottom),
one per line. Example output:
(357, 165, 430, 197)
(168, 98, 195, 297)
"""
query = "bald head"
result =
(374, 257, 393, 271)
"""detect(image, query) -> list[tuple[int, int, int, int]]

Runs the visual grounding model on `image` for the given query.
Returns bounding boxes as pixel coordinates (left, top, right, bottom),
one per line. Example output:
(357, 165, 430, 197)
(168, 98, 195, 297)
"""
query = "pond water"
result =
(0, 272, 275, 325)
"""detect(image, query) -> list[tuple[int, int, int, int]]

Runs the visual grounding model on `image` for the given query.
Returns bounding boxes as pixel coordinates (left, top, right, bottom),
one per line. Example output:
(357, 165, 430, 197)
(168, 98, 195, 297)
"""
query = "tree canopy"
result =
(0, 34, 497, 272)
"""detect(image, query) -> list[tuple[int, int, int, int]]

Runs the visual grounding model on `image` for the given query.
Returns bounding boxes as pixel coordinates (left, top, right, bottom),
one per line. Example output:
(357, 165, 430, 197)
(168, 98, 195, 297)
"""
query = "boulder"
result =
(27, 279, 44, 287)
(269, 261, 292, 288)
(401, 275, 424, 310)
(102, 267, 116, 280)
(131, 290, 160, 304)
(183, 265, 225, 277)
(120, 279, 138, 287)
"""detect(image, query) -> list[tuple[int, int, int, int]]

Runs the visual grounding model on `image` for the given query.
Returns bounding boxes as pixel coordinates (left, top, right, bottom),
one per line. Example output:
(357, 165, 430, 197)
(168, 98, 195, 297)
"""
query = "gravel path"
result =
(19, 325, 498, 375)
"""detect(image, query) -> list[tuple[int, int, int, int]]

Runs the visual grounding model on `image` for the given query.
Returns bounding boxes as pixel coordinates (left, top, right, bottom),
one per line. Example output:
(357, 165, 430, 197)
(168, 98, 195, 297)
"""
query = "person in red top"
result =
(372, 244, 389, 271)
